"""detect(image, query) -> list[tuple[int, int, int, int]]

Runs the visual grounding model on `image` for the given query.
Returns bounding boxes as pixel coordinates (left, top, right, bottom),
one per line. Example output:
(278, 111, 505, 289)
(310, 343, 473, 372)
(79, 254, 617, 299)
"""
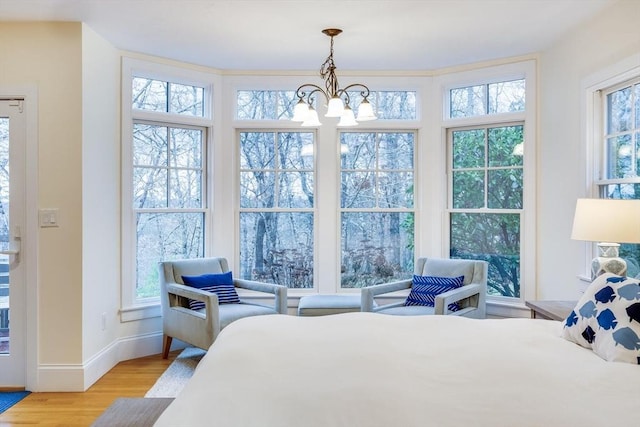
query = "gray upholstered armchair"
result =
(361, 257, 488, 319)
(159, 257, 287, 358)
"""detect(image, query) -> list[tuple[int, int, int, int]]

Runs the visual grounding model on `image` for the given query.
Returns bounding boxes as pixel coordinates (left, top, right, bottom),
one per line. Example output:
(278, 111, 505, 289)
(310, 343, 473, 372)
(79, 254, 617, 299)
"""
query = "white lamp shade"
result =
(301, 107, 322, 127)
(356, 99, 376, 121)
(571, 198, 640, 244)
(337, 105, 358, 127)
(292, 100, 310, 122)
(325, 97, 345, 117)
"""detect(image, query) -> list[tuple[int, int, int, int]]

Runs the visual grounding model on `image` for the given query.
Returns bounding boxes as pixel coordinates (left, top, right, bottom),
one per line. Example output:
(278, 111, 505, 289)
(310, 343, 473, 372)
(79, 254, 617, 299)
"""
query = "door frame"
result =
(1, 86, 39, 391)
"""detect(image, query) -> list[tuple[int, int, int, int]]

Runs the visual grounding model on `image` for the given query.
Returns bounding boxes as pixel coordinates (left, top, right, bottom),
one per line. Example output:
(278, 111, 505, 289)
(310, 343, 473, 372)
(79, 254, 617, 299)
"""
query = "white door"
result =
(0, 99, 26, 388)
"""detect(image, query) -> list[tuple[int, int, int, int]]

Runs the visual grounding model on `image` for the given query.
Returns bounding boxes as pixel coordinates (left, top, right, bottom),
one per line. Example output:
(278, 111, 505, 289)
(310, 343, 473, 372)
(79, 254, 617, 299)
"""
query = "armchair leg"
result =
(162, 335, 173, 359)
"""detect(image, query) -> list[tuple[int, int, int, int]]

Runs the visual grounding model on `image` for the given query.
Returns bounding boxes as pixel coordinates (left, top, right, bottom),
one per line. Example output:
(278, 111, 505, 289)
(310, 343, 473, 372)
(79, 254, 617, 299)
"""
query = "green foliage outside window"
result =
(450, 124, 524, 298)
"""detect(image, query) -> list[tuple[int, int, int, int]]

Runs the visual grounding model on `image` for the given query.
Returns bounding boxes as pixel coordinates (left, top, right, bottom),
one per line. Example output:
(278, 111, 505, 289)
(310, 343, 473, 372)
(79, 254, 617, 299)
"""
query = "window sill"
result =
(120, 303, 161, 322)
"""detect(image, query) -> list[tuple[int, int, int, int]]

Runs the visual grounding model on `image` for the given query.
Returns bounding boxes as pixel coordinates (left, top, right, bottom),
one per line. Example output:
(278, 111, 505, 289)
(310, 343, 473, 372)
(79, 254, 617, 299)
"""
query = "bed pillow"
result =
(404, 275, 464, 311)
(181, 271, 240, 310)
(562, 272, 640, 365)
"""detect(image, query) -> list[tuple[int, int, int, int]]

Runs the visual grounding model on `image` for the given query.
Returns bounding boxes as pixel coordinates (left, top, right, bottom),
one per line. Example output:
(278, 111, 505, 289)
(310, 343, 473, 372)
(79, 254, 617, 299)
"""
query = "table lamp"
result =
(571, 198, 640, 280)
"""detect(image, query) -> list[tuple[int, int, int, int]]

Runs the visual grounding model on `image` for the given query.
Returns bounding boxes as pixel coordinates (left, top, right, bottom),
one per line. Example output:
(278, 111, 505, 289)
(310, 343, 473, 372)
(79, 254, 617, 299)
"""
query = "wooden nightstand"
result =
(525, 300, 577, 321)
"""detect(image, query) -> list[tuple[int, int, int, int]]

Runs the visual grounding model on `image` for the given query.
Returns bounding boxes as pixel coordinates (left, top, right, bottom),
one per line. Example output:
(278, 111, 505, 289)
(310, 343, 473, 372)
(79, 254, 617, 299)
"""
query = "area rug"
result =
(91, 397, 174, 427)
(0, 391, 30, 414)
(145, 347, 206, 398)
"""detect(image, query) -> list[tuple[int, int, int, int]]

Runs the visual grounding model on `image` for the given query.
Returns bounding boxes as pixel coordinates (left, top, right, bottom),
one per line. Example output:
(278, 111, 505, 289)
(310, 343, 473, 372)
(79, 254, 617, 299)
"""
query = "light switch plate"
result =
(39, 208, 59, 227)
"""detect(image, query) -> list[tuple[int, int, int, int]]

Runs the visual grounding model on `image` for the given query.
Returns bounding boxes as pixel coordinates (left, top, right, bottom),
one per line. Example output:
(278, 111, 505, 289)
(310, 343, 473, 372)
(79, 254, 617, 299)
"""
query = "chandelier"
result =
(291, 28, 377, 127)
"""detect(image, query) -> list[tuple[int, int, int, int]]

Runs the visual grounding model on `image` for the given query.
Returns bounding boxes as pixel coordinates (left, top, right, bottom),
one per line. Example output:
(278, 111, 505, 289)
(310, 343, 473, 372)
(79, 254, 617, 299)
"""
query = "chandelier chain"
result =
(320, 34, 338, 98)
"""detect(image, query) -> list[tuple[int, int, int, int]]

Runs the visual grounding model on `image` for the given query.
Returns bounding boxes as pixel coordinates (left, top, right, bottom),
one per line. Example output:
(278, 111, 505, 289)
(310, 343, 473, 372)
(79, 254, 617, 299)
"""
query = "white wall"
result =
(0, 23, 84, 386)
(537, 0, 640, 299)
(80, 24, 122, 389)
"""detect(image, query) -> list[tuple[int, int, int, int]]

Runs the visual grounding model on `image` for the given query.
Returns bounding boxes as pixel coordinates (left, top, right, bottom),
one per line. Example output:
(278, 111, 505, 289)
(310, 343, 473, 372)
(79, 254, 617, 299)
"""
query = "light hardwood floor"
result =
(0, 350, 179, 426)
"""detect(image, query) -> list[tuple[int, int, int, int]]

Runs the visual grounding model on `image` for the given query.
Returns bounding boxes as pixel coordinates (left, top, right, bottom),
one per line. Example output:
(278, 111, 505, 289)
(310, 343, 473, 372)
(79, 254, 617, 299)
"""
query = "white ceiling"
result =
(0, 0, 617, 71)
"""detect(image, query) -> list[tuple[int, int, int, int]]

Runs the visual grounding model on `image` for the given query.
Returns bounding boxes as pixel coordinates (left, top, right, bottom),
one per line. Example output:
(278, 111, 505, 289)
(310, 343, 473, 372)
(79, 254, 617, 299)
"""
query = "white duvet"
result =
(155, 312, 640, 427)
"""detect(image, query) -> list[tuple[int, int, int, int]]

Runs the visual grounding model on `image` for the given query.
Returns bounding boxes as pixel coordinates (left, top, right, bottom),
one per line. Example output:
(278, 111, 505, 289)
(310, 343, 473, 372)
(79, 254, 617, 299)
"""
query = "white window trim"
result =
(436, 59, 537, 311)
(580, 53, 640, 282)
(120, 57, 217, 321)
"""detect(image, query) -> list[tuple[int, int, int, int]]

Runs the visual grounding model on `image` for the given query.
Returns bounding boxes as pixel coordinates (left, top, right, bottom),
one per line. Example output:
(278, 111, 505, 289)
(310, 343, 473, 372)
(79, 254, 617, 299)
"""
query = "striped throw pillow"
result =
(404, 275, 465, 311)
(181, 271, 240, 310)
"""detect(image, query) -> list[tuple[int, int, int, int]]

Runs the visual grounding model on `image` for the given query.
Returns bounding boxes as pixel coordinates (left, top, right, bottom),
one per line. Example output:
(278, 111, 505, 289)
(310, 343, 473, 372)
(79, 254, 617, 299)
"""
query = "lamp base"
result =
(591, 242, 627, 280)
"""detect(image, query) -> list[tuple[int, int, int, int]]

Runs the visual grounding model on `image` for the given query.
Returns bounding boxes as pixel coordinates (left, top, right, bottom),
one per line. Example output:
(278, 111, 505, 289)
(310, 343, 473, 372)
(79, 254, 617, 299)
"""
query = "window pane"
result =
(378, 172, 413, 208)
(637, 132, 640, 175)
(133, 124, 167, 167)
(606, 134, 633, 178)
(341, 172, 376, 208)
(374, 91, 417, 120)
(278, 172, 313, 208)
(237, 90, 297, 120)
(134, 167, 167, 208)
(452, 129, 485, 169)
(240, 132, 275, 169)
(132, 77, 167, 112)
(277, 132, 314, 170)
(136, 212, 204, 298)
(345, 91, 416, 120)
(450, 85, 485, 118)
(341, 212, 414, 288)
(488, 169, 523, 209)
(341, 133, 376, 169)
(237, 90, 277, 120)
(240, 171, 275, 208)
(607, 87, 632, 133)
(239, 212, 314, 288)
(378, 132, 414, 169)
(277, 91, 297, 120)
(636, 84, 640, 129)
(169, 83, 204, 116)
(602, 183, 640, 199)
(453, 171, 485, 209)
(169, 169, 202, 208)
(450, 213, 520, 297)
(488, 125, 524, 167)
(170, 128, 202, 168)
(488, 79, 525, 114)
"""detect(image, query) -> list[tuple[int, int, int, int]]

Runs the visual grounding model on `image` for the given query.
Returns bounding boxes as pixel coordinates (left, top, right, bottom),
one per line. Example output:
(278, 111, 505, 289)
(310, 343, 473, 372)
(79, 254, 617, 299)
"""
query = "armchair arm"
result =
(163, 282, 221, 350)
(434, 283, 482, 315)
(361, 279, 412, 312)
(234, 279, 288, 314)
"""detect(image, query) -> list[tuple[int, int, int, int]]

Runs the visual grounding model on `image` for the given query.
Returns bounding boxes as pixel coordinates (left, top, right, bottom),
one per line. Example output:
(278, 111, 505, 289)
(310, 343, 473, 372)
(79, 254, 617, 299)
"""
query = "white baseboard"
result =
(35, 331, 171, 392)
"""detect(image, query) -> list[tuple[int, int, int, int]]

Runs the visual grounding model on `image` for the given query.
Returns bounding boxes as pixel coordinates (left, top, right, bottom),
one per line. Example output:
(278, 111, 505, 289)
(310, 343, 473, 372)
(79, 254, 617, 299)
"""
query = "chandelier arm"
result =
(340, 83, 372, 100)
(295, 84, 330, 103)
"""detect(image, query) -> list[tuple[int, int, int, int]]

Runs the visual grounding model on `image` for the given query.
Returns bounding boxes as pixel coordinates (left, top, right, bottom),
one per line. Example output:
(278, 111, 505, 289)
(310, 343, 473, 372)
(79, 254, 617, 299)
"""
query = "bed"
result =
(154, 311, 640, 427)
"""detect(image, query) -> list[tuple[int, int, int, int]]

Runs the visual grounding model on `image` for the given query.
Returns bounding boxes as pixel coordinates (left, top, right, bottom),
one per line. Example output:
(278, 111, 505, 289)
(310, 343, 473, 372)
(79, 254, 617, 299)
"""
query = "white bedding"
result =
(155, 312, 640, 427)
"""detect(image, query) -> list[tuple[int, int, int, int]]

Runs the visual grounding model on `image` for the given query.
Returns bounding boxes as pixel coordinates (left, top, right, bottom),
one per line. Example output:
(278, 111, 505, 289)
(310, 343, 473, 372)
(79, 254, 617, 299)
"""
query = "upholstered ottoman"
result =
(297, 294, 361, 316)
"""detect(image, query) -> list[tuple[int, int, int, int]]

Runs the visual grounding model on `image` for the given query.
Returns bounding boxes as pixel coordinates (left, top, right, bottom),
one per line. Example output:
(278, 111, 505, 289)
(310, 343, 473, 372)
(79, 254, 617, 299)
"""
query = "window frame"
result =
(339, 129, 417, 289)
(583, 53, 640, 281)
(236, 128, 317, 290)
(438, 60, 537, 312)
(121, 57, 216, 321)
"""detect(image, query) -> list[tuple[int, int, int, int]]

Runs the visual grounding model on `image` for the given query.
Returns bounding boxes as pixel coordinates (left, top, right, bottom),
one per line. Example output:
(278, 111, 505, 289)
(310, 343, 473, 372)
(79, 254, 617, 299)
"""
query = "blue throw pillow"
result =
(181, 271, 240, 310)
(404, 275, 465, 311)
(562, 273, 640, 364)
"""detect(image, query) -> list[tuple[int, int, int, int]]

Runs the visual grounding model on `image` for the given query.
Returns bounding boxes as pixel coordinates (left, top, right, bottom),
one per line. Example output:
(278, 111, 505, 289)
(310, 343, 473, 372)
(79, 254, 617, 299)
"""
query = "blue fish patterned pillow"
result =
(562, 273, 640, 365)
